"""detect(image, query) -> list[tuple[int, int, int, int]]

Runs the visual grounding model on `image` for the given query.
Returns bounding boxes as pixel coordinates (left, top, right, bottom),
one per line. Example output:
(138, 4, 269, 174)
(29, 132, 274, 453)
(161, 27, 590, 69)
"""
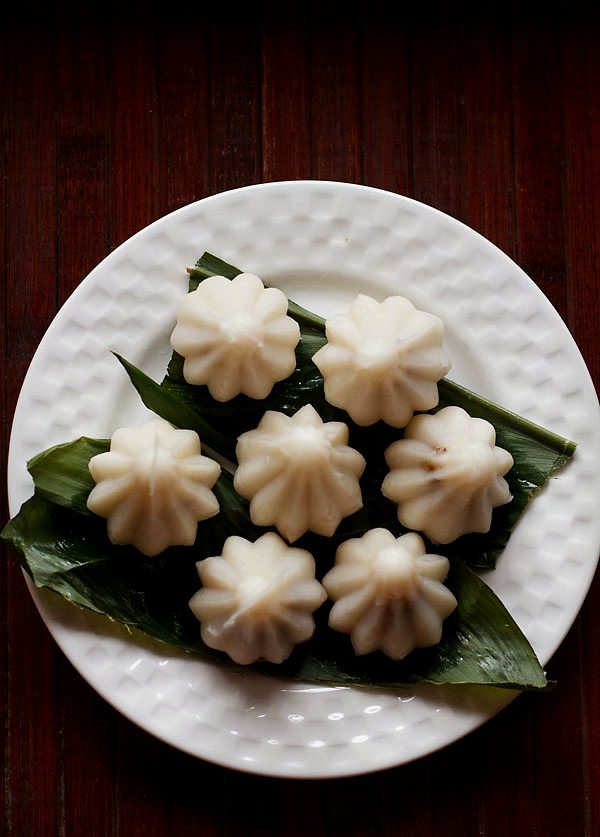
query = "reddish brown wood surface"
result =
(2, 8, 600, 836)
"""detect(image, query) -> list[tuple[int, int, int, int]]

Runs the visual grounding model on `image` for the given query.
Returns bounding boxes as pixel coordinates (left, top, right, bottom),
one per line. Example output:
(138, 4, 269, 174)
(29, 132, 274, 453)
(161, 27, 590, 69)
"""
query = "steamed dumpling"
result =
(382, 406, 514, 543)
(312, 293, 451, 427)
(170, 272, 300, 400)
(87, 418, 221, 556)
(189, 532, 327, 665)
(322, 529, 457, 660)
(234, 404, 366, 542)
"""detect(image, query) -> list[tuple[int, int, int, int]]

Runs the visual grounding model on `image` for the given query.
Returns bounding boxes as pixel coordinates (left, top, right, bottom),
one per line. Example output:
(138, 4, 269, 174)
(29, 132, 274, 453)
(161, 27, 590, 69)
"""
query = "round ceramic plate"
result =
(7, 181, 600, 778)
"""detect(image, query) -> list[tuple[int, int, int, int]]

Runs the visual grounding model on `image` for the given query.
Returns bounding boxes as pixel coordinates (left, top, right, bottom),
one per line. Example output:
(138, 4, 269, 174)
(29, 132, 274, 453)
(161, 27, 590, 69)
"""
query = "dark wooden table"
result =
(3, 7, 600, 835)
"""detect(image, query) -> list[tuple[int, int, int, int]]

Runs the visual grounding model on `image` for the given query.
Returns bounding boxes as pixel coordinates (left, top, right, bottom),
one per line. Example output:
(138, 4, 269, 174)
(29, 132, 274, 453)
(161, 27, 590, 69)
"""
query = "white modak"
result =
(189, 533, 327, 665)
(170, 273, 300, 401)
(233, 404, 366, 542)
(382, 406, 514, 544)
(312, 293, 451, 427)
(87, 419, 221, 557)
(322, 530, 457, 660)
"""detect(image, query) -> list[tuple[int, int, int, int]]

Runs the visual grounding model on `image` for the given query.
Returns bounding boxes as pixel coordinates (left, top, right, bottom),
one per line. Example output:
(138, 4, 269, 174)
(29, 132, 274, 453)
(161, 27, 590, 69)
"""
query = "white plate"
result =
(7, 181, 600, 778)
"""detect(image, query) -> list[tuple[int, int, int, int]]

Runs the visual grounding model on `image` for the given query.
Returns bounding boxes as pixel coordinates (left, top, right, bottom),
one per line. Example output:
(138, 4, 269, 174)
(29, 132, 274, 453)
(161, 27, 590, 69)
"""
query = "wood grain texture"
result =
(262, 20, 311, 182)
(108, 22, 158, 246)
(0, 23, 10, 835)
(309, 22, 361, 183)
(4, 22, 63, 837)
(156, 23, 211, 215)
(2, 10, 600, 836)
(360, 21, 412, 197)
(209, 24, 262, 195)
(511, 19, 567, 313)
(562, 14, 600, 837)
(409, 13, 467, 221)
(463, 12, 516, 255)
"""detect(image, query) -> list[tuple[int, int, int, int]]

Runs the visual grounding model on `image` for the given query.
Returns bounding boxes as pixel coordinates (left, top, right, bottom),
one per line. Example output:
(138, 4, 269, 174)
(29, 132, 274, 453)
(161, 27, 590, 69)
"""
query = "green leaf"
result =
(132, 251, 576, 570)
(2, 438, 547, 690)
(264, 560, 548, 690)
(27, 437, 109, 515)
(115, 354, 235, 460)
